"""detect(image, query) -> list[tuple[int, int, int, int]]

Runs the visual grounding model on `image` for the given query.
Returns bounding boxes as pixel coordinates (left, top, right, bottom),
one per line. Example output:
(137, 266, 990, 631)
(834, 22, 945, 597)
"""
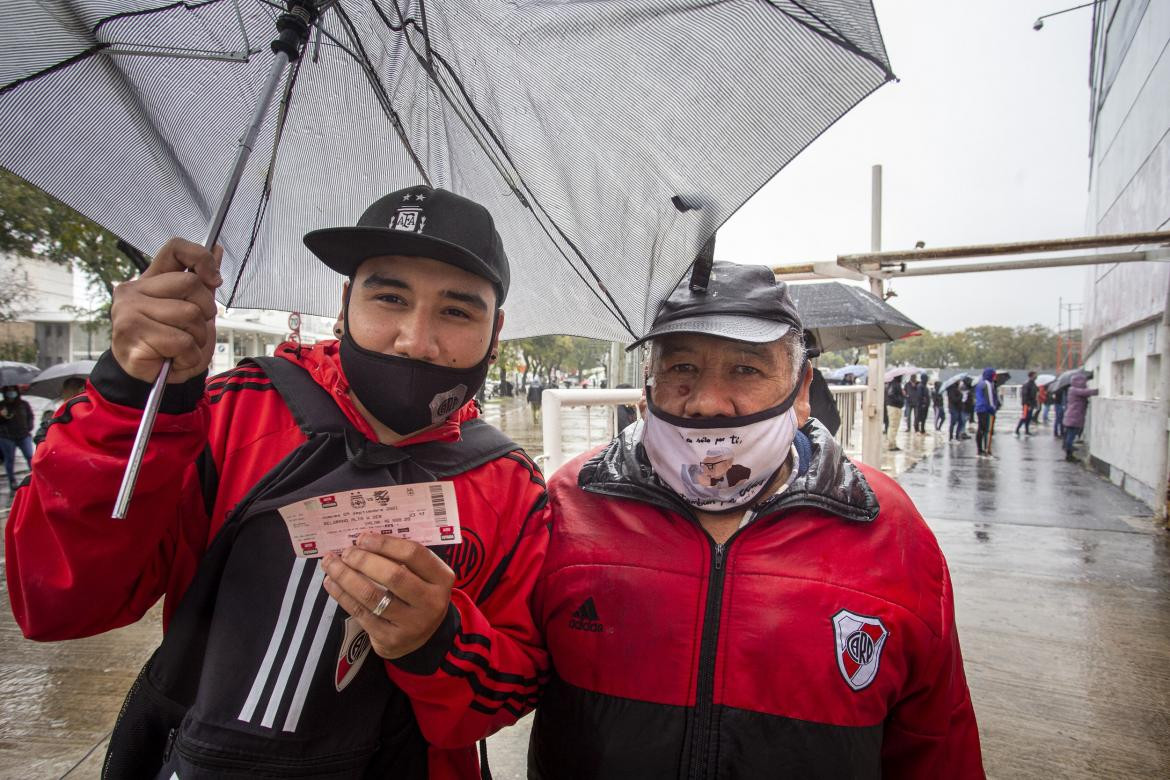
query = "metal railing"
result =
(540, 385, 871, 474)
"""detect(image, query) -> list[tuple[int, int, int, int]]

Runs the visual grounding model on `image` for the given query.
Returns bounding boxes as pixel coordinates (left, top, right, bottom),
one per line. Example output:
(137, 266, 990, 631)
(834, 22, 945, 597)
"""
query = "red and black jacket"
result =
(531, 421, 983, 779)
(6, 341, 550, 780)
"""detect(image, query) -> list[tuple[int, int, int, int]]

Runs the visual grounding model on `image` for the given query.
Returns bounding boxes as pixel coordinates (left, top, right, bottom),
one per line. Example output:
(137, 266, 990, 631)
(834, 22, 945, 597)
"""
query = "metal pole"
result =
(862, 165, 885, 467)
(111, 9, 312, 519)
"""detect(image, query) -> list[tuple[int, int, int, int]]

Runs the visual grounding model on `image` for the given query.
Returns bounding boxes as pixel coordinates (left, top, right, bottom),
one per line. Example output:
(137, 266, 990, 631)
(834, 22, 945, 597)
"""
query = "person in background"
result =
(33, 376, 87, 446)
(903, 374, 918, 432)
(614, 384, 638, 433)
(0, 385, 36, 492)
(1037, 382, 1050, 425)
(1053, 384, 1067, 438)
(915, 372, 930, 433)
(932, 379, 946, 431)
(1015, 371, 1038, 436)
(962, 377, 975, 438)
(885, 375, 905, 451)
(527, 379, 543, 423)
(974, 367, 999, 457)
(1061, 372, 1098, 462)
(946, 378, 965, 441)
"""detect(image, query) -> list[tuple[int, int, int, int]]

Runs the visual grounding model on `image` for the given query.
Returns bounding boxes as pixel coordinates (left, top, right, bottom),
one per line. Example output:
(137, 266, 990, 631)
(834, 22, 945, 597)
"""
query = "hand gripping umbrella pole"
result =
(112, 2, 320, 519)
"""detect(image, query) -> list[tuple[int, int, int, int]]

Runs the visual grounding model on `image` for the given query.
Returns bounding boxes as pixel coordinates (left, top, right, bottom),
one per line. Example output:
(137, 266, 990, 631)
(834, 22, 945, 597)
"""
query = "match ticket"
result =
(277, 481, 461, 559)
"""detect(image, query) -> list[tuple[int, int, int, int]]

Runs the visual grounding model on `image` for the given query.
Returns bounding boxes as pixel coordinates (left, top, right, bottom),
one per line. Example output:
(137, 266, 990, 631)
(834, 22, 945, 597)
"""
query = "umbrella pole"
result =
(113, 3, 318, 519)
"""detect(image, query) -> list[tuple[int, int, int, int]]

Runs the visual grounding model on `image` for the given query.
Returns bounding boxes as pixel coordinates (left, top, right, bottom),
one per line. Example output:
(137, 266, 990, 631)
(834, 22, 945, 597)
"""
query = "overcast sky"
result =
(719, 0, 1095, 334)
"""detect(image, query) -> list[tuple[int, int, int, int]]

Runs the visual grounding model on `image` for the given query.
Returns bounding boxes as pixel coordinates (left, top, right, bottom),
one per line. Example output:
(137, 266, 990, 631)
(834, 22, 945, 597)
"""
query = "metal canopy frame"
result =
(773, 229, 1170, 282)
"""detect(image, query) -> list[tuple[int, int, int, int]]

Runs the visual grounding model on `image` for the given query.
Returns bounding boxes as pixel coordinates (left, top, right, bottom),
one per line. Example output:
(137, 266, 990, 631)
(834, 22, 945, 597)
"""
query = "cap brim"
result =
(303, 226, 503, 289)
(626, 315, 792, 351)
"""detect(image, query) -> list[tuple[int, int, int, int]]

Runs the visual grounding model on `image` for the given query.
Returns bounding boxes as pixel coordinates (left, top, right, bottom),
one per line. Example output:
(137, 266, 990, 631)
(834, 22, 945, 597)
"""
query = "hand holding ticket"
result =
(278, 481, 460, 558)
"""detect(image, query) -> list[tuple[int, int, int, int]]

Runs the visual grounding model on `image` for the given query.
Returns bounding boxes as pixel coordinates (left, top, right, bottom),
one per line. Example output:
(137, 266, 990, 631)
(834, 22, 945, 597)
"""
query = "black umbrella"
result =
(788, 282, 922, 352)
(0, 361, 40, 387)
(1051, 368, 1093, 392)
(27, 360, 98, 399)
(939, 372, 973, 392)
(1, 1, 893, 514)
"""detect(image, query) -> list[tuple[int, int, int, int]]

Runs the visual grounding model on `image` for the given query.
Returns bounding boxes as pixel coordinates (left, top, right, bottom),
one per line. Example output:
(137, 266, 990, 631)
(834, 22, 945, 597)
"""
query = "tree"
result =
(0, 167, 139, 322)
(566, 338, 609, 382)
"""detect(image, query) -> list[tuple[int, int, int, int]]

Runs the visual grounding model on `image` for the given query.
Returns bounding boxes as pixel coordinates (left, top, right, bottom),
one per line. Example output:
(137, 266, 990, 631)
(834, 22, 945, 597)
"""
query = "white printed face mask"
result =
(640, 382, 800, 514)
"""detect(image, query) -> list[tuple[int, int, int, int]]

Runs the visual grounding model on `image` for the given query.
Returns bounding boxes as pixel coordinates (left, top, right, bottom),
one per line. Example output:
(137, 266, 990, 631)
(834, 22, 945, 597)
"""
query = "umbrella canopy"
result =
(0, 1, 892, 342)
(27, 360, 98, 399)
(1036, 373, 1056, 386)
(789, 282, 921, 352)
(1051, 368, 1092, 392)
(884, 366, 920, 383)
(825, 364, 868, 383)
(0, 361, 40, 387)
(939, 372, 973, 392)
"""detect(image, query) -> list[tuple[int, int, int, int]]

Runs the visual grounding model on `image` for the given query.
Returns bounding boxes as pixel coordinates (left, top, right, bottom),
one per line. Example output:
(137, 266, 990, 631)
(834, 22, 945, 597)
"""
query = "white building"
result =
(1, 252, 333, 373)
(1080, 1, 1170, 509)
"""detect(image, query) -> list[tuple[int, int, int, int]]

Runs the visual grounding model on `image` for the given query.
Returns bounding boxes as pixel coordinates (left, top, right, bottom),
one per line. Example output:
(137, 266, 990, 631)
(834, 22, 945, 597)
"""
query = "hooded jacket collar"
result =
(578, 418, 879, 524)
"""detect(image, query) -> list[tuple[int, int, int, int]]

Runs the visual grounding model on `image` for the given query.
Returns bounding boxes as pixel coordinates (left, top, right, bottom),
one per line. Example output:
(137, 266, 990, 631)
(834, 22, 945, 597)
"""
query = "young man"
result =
(6, 187, 549, 779)
(530, 263, 983, 778)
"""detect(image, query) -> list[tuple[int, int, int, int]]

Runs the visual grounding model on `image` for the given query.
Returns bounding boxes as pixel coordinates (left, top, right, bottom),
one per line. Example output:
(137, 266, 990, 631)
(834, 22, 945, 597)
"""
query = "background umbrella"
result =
(940, 372, 973, 392)
(1052, 368, 1092, 392)
(27, 360, 98, 399)
(0, 361, 40, 387)
(825, 364, 868, 383)
(994, 371, 1011, 385)
(884, 366, 921, 383)
(1036, 373, 1056, 386)
(0, 0, 893, 343)
(789, 282, 922, 352)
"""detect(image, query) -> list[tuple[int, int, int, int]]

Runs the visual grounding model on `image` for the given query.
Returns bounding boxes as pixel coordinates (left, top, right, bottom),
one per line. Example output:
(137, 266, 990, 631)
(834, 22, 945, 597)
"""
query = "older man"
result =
(530, 262, 983, 778)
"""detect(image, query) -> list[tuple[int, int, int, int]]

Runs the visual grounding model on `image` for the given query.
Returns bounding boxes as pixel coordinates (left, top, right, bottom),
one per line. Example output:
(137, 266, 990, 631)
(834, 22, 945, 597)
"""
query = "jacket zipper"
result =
(687, 531, 738, 780)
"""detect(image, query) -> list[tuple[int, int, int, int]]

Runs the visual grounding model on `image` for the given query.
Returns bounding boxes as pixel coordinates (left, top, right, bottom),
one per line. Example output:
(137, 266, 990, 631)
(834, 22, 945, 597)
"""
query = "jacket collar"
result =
(578, 418, 879, 524)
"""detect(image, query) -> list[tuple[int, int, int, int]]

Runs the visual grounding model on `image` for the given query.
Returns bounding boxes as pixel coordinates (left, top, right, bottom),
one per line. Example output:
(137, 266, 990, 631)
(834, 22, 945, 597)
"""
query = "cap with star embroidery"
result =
(304, 185, 510, 303)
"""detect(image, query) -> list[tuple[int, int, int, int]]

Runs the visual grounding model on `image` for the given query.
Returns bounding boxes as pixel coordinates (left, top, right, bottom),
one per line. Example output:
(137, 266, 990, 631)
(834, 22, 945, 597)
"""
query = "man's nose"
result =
(391, 309, 441, 362)
(682, 373, 736, 418)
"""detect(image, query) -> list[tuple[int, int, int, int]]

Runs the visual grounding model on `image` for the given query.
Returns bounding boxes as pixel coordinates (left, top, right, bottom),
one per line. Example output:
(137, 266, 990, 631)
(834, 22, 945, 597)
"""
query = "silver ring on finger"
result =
(371, 590, 394, 618)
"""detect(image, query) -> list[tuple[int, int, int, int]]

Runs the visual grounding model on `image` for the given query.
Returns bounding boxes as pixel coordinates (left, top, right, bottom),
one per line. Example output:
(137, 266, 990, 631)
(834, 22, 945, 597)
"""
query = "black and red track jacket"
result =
(6, 341, 549, 780)
(531, 421, 984, 778)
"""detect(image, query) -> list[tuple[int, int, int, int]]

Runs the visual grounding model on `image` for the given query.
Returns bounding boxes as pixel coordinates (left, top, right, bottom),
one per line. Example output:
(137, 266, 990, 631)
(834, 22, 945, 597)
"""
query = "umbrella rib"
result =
(369, 0, 636, 337)
(331, 2, 431, 186)
(762, 0, 894, 79)
(224, 51, 305, 308)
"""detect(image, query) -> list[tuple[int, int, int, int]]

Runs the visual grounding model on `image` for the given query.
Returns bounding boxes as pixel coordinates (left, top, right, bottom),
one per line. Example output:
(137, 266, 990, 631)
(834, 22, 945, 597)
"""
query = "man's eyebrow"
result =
(362, 273, 409, 291)
(442, 289, 490, 312)
(361, 274, 489, 312)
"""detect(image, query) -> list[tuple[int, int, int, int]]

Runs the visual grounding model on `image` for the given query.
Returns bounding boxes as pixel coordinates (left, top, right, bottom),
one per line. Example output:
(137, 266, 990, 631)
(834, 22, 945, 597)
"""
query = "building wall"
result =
(1081, 0, 1170, 509)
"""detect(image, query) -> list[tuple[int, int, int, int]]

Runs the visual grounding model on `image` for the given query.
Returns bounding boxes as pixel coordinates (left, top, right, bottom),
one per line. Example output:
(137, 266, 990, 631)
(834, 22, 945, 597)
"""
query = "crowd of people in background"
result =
(880, 367, 1098, 461)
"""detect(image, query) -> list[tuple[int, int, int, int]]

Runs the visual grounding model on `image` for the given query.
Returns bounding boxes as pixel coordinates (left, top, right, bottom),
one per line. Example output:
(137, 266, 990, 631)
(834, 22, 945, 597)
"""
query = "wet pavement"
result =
(1, 402, 1168, 778)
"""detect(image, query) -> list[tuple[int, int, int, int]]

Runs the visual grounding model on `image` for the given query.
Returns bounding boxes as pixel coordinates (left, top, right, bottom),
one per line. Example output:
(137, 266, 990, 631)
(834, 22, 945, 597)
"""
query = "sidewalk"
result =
(1, 410, 1167, 777)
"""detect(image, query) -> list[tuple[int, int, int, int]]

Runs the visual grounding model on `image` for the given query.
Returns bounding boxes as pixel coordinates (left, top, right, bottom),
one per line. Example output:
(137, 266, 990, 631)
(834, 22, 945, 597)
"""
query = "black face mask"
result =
(339, 291, 497, 437)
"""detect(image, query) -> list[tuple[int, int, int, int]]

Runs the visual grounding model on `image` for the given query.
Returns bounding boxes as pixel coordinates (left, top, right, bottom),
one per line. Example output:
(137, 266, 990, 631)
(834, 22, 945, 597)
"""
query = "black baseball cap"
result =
(303, 185, 511, 303)
(628, 261, 802, 350)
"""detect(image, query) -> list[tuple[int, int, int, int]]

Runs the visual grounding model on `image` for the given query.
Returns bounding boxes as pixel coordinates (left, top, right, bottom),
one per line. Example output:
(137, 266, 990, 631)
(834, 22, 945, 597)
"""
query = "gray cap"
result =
(628, 262, 802, 350)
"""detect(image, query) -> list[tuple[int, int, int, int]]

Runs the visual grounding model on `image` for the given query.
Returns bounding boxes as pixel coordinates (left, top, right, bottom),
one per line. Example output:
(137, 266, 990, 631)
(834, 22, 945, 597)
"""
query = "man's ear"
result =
(489, 310, 505, 359)
(794, 361, 814, 428)
(334, 280, 350, 338)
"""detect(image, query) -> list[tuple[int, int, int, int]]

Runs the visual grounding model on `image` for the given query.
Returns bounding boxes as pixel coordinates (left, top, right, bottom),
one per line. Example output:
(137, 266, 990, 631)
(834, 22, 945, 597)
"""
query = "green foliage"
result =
(888, 324, 1062, 370)
(0, 167, 138, 313)
(0, 340, 37, 362)
(505, 335, 609, 385)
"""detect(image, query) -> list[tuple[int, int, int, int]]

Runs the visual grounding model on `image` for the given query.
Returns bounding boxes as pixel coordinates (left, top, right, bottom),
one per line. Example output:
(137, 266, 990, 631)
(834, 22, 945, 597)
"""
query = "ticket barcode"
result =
(430, 483, 447, 519)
